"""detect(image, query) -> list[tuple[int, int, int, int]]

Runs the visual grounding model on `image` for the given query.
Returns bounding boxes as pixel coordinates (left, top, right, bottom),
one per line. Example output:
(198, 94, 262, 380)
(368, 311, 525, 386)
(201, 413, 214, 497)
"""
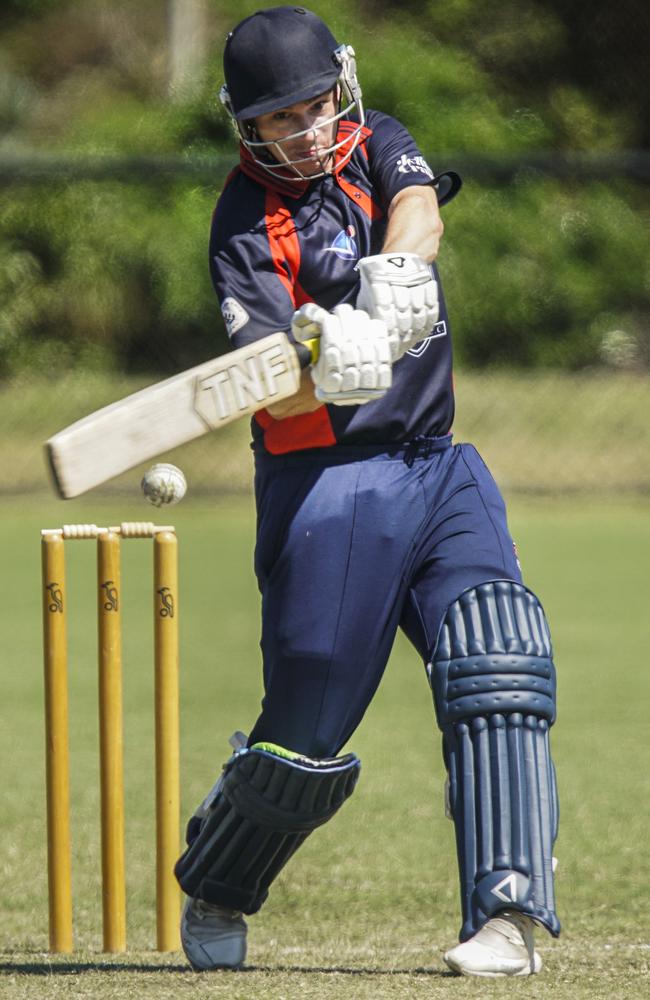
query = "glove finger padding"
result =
(356, 252, 439, 360)
(291, 304, 393, 406)
(291, 302, 330, 343)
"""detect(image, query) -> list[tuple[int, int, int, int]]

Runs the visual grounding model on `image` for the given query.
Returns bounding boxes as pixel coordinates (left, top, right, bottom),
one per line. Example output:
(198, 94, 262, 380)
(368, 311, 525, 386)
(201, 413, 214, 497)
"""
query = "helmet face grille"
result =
(240, 89, 365, 182)
(224, 7, 342, 120)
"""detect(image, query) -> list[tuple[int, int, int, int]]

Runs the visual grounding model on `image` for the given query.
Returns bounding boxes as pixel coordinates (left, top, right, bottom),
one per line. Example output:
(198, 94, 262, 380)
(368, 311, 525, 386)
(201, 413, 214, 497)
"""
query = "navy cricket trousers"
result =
(248, 438, 522, 757)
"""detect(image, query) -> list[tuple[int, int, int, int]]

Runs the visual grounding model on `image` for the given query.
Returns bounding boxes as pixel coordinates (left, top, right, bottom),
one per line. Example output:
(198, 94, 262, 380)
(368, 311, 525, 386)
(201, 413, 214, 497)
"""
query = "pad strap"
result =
(175, 744, 360, 914)
(430, 581, 560, 939)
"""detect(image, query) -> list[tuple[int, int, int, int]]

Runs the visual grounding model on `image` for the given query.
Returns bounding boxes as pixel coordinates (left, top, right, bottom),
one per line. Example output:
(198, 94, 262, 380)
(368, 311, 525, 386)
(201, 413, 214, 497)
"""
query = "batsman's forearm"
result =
(382, 185, 444, 263)
(265, 369, 322, 418)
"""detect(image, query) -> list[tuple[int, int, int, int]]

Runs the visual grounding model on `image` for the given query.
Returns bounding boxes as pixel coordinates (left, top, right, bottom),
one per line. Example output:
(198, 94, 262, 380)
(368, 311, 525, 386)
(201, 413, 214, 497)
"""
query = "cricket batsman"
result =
(174, 5, 560, 976)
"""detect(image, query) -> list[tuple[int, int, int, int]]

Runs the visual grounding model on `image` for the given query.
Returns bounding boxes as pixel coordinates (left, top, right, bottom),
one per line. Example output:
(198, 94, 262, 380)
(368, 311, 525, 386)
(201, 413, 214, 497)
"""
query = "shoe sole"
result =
(180, 903, 247, 971)
(444, 952, 542, 977)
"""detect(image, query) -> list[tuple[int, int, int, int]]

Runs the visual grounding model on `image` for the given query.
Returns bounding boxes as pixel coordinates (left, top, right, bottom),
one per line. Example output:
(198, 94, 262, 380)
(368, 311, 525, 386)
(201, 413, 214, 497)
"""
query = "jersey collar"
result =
(238, 121, 371, 200)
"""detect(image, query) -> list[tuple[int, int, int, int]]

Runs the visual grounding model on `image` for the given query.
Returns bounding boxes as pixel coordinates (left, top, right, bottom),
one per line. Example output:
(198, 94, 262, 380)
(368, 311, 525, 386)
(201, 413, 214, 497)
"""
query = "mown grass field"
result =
(1, 494, 649, 999)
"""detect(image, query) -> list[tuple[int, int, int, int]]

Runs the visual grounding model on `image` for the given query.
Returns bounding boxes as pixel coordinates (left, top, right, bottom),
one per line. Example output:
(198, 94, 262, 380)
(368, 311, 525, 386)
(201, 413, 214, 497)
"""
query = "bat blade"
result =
(46, 332, 302, 498)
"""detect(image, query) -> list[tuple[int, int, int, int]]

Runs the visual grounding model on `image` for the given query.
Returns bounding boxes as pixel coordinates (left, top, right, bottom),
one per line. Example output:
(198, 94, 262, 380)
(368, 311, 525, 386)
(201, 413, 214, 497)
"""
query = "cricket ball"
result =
(141, 463, 187, 507)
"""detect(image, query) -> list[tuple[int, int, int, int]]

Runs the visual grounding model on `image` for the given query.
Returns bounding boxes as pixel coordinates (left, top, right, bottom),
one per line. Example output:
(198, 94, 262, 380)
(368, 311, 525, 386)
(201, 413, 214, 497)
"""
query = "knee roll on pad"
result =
(429, 581, 560, 940)
(175, 743, 360, 914)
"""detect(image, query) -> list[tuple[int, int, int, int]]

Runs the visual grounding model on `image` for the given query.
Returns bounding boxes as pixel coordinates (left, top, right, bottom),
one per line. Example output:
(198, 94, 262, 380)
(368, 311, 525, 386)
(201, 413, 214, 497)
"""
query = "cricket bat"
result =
(46, 331, 316, 498)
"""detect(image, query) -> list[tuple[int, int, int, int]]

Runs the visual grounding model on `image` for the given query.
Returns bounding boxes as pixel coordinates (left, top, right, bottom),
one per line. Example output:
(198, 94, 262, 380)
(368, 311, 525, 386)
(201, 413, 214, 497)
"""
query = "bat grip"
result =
(295, 337, 321, 368)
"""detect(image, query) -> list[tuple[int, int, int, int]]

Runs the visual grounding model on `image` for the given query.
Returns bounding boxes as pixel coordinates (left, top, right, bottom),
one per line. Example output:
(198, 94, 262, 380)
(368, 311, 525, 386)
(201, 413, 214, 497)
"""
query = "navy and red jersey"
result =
(209, 109, 461, 454)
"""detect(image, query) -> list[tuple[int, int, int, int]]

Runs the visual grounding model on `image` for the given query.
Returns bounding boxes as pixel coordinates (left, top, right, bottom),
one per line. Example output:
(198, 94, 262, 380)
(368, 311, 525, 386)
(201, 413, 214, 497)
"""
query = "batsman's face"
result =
(253, 90, 339, 176)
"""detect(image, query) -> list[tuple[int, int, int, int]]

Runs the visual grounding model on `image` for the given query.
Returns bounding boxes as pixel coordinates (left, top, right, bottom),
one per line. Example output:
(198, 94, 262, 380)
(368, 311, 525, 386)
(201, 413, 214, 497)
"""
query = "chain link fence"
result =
(3, 366, 648, 498)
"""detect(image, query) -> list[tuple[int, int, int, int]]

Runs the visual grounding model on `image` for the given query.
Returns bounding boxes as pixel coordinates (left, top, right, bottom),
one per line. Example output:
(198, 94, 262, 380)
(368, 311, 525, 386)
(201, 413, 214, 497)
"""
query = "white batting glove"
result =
(292, 302, 392, 405)
(356, 252, 439, 360)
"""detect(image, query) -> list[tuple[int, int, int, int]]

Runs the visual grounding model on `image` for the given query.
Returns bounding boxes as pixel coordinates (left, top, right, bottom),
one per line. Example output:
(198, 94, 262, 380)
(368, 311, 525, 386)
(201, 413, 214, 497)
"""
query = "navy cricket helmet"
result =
(220, 6, 364, 180)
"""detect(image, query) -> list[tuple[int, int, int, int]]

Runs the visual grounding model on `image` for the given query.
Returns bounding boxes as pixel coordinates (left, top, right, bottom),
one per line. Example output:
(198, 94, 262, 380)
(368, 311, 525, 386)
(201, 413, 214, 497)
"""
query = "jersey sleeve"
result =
(365, 110, 461, 208)
(209, 183, 296, 349)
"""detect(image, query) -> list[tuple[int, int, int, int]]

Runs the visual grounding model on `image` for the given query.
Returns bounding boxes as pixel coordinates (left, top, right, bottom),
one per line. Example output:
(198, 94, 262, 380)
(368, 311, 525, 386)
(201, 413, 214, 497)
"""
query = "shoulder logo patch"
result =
(396, 153, 434, 179)
(323, 226, 358, 261)
(221, 297, 250, 338)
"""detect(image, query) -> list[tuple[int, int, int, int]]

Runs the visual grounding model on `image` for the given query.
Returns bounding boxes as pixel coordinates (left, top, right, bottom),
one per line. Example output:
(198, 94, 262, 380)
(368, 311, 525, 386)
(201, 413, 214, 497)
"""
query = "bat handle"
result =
(301, 337, 321, 365)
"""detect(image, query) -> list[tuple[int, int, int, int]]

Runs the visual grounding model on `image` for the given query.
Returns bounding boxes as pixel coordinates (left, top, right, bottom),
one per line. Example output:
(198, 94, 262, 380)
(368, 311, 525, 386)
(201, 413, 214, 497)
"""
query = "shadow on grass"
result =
(0, 961, 191, 975)
(252, 965, 451, 978)
(0, 960, 451, 978)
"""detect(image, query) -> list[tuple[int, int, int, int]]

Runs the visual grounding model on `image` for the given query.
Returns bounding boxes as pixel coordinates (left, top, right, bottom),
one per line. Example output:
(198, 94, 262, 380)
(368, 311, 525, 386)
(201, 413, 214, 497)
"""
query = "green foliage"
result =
(0, 180, 220, 377)
(0, 0, 648, 376)
(442, 178, 650, 368)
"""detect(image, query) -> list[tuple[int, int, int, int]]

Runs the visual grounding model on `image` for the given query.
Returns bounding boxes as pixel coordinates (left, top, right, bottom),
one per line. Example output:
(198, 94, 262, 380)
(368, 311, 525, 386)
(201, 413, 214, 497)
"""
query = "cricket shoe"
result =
(443, 910, 541, 977)
(181, 896, 247, 970)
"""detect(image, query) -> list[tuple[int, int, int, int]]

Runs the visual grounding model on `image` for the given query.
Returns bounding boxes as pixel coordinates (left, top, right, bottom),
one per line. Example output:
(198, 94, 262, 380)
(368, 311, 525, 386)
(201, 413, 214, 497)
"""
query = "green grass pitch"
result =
(0, 495, 648, 999)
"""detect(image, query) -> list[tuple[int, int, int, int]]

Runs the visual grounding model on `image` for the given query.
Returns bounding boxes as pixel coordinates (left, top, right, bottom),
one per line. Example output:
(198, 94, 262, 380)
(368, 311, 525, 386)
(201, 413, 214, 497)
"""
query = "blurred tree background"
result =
(1, 0, 649, 377)
(0, 1, 648, 494)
